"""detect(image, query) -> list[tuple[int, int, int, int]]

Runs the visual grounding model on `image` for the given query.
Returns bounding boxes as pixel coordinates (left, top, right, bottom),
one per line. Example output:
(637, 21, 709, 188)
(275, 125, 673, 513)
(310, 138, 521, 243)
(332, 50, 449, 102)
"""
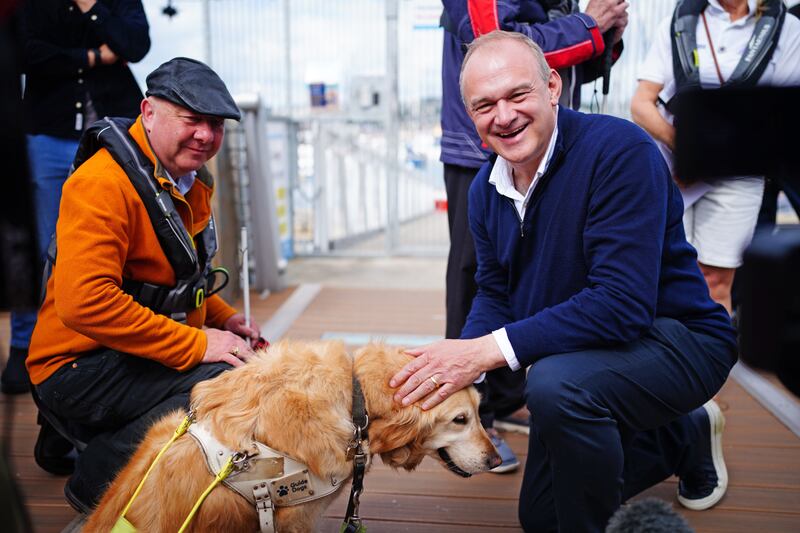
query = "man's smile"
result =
(497, 123, 528, 139)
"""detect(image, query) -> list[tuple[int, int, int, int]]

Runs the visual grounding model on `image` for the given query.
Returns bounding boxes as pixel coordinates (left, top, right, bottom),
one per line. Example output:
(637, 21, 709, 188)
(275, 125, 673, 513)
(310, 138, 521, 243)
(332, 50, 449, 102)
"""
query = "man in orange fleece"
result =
(27, 57, 261, 512)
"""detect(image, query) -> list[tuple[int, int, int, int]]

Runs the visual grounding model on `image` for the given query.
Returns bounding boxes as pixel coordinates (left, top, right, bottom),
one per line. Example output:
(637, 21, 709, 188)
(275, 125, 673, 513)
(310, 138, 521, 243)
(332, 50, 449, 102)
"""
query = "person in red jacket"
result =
(29, 57, 261, 512)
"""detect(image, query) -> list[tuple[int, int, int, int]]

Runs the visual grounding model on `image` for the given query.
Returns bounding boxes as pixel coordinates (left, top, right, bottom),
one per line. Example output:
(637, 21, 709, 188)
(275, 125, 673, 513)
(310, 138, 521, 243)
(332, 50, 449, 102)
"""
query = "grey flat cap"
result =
(145, 57, 241, 120)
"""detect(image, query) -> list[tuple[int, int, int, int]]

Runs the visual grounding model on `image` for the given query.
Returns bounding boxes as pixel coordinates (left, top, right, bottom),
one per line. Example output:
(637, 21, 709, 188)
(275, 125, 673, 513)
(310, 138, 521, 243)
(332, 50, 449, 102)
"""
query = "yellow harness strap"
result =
(110, 414, 242, 532)
(177, 456, 236, 533)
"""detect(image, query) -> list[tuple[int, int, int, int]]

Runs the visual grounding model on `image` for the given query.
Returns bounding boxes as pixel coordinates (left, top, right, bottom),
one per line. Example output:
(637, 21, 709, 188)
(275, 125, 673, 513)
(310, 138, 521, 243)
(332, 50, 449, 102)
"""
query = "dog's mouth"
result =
(437, 447, 472, 478)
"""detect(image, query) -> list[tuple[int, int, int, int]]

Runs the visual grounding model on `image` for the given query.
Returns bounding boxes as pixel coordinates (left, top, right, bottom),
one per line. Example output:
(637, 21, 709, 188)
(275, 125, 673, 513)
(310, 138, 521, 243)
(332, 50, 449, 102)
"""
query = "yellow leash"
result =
(177, 456, 236, 533)
(111, 414, 238, 533)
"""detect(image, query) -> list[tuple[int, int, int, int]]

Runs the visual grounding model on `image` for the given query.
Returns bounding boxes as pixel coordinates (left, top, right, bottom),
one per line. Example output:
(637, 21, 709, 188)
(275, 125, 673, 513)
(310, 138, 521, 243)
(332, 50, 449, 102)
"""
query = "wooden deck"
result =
(2, 285, 799, 532)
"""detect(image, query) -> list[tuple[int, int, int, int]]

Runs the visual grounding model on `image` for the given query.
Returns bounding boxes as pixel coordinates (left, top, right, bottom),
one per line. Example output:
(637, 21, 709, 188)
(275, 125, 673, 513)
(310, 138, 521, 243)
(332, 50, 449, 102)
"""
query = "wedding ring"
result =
(231, 346, 240, 356)
(430, 375, 440, 388)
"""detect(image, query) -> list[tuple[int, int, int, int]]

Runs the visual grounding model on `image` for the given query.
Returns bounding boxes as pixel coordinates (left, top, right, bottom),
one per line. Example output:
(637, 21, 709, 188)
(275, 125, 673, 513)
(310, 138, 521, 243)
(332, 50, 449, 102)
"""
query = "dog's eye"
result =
(453, 415, 468, 425)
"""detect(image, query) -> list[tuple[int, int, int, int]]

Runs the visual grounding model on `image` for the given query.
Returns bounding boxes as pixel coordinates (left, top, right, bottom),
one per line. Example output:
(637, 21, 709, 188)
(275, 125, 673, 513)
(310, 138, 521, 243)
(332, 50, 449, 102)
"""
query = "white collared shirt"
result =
(488, 107, 559, 372)
(165, 169, 197, 196)
(487, 108, 559, 220)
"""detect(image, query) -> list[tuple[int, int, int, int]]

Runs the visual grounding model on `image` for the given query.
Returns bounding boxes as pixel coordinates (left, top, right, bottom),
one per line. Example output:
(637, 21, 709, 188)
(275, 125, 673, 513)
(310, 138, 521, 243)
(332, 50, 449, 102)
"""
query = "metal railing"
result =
(203, 0, 681, 262)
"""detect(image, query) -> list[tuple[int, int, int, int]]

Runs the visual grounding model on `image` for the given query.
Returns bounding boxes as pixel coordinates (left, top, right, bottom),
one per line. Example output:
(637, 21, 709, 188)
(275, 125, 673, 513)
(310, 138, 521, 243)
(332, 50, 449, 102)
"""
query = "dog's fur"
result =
(84, 341, 499, 532)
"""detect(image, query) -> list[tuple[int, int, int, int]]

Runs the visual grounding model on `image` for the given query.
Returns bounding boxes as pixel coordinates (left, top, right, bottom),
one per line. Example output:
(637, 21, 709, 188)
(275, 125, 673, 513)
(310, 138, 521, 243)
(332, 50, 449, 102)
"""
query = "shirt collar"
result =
(489, 106, 559, 201)
(164, 169, 197, 196)
(707, 0, 758, 21)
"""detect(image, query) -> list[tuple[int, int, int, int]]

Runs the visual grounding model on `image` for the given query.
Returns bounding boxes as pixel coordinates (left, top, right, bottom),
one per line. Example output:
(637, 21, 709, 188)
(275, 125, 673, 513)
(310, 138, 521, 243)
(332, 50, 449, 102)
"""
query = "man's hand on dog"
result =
(203, 328, 255, 367)
(390, 335, 507, 410)
(223, 313, 263, 348)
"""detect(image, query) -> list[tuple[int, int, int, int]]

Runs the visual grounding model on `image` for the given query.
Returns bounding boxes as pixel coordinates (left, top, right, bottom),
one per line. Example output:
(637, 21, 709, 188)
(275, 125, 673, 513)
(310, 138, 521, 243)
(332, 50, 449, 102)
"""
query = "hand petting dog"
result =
(201, 313, 263, 367)
(391, 334, 507, 410)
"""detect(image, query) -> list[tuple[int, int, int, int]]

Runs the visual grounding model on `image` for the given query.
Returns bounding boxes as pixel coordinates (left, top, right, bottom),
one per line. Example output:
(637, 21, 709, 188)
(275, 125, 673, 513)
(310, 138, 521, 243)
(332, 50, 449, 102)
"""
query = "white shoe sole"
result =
(677, 399, 728, 511)
(494, 419, 530, 435)
(490, 461, 520, 474)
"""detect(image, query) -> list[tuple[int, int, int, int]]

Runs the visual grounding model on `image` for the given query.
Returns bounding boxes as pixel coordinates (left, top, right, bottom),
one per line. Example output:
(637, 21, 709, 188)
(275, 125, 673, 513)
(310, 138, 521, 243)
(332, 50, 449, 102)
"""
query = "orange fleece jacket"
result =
(27, 117, 237, 385)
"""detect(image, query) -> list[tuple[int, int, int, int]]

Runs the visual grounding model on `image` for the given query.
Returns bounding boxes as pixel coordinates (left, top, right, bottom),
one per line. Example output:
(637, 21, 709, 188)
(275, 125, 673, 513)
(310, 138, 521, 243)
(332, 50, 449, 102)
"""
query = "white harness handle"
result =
(187, 423, 343, 532)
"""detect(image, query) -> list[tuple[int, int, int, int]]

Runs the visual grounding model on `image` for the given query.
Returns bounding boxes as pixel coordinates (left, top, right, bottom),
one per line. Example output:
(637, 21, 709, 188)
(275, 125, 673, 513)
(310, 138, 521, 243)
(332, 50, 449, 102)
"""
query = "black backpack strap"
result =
(670, 0, 708, 100)
(45, 117, 221, 319)
(98, 118, 199, 280)
(726, 0, 785, 88)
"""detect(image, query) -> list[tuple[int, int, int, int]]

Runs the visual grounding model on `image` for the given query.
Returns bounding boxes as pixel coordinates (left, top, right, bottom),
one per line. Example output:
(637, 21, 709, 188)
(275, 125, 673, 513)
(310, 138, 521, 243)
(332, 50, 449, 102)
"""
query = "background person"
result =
(1, 0, 150, 394)
(631, 0, 800, 315)
(392, 32, 737, 532)
(438, 0, 628, 472)
(27, 57, 261, 512)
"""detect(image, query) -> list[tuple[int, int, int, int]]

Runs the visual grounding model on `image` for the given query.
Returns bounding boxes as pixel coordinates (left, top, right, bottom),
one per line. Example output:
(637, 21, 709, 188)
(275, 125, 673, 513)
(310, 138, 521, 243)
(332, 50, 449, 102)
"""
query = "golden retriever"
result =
(84, 341, 500, 532)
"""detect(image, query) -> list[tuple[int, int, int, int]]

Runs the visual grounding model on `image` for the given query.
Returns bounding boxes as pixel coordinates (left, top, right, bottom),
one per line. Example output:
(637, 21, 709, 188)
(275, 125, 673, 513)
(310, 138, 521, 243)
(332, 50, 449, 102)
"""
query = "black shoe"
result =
(677, 400, 728, 511)
(34, 415, 76, 476)
(1, 346, 31, 394)
(64, 476, 94, 514)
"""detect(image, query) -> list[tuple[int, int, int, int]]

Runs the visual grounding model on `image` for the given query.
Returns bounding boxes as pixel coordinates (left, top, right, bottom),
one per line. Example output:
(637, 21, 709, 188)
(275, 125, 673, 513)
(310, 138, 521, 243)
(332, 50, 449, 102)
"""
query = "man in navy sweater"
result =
(440, 0, 628, 472)
(392, 31, 737, 532)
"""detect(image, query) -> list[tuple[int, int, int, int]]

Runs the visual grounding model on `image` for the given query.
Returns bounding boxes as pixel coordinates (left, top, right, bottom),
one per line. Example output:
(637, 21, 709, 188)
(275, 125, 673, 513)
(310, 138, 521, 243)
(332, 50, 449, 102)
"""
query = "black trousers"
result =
(444, 163, 526, 426)
(518, 318, 735, 532)
(36, 348, 231, 505)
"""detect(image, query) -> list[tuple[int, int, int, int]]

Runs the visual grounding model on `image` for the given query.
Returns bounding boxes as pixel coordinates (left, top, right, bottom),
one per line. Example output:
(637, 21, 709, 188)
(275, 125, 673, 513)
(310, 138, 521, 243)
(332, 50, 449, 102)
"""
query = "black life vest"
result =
(44, 117, 226, 323)
(669, 0, 785, 109)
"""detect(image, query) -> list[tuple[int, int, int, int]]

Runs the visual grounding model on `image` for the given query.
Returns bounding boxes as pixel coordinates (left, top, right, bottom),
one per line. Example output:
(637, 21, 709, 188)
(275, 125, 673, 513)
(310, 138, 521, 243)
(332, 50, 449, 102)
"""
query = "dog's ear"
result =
(371, 410, 434, 471)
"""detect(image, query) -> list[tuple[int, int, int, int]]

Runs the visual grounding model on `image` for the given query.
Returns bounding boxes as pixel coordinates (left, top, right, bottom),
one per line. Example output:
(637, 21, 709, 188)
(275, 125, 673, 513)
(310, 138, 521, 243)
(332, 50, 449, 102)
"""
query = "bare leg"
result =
(698, 262, 735, 315)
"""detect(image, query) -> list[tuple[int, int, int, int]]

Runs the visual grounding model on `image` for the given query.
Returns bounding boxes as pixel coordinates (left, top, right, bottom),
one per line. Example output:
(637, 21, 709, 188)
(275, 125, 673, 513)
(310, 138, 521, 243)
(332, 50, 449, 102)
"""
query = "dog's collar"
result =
(342, 374, 370, 533)
(188, 422, 343, 533)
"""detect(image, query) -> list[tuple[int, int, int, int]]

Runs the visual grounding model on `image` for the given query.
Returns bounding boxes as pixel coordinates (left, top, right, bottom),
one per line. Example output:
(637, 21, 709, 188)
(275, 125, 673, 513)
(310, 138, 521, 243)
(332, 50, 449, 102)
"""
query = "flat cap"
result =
(146, 57, 241, 120)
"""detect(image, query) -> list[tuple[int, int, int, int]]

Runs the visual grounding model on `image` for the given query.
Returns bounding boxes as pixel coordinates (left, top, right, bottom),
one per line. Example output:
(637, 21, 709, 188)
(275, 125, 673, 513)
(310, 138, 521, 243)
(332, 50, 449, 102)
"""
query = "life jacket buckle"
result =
(194, 287, 205, 308)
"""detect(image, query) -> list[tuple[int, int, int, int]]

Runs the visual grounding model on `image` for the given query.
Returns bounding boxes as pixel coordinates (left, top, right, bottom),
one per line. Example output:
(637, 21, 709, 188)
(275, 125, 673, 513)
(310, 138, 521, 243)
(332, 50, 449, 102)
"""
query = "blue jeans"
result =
(518, 318, 736, 533)
(10, 135, 78, 348)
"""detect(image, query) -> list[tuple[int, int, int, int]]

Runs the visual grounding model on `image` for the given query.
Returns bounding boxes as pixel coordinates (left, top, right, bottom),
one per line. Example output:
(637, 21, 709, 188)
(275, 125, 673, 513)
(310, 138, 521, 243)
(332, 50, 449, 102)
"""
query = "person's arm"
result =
(631, 16, 675, 149)
(460, 179, 515, 339)
(631, 80, 675, 150)
(22, 0, 149, 79)
(578, 0, 629, 82)
(442, 0, 611, 69)
(205, 295, 238, 328)
(206, 295, 263, 348)
(22, 1, 93, 77)
(80, 0, 150, 63)
(52, 170, 213, 371)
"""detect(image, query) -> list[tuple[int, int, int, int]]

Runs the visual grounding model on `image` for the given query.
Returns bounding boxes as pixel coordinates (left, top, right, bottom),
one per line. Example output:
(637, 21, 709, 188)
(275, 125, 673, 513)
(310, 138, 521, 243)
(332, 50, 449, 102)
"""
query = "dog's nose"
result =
(488, 451, 502, 469)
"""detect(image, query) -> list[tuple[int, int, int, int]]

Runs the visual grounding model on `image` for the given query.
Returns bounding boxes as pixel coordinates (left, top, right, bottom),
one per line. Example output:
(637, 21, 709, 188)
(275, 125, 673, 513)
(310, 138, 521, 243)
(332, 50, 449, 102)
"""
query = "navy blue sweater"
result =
(462, 108, 736, 366)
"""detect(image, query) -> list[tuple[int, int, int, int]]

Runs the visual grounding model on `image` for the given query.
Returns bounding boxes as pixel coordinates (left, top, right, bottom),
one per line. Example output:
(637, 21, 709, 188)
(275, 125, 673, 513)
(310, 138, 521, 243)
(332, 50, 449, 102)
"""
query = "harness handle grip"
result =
(205, 267, 230, 298)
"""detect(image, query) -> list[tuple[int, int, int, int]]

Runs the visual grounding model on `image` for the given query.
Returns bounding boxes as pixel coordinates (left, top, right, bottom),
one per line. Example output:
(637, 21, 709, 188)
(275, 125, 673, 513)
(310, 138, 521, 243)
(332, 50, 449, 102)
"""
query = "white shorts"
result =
(682, 177, 764, 269)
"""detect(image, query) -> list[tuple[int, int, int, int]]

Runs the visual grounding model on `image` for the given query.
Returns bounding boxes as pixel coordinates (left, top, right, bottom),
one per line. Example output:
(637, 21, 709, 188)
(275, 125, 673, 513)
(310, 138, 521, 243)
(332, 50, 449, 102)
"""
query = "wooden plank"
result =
(636, 482, 800, 515)
(4, 285, 800, 533)
(319, 517, 522, 532)
(730, 362, 800, 437)
(323, 492, 521, 528)
(681, 510, 800, 533)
